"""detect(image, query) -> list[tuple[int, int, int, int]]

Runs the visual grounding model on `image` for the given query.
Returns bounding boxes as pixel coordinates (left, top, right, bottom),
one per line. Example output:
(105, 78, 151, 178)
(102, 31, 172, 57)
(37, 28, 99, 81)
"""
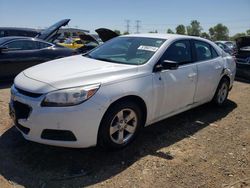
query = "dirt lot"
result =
(0, 81, 249, 188)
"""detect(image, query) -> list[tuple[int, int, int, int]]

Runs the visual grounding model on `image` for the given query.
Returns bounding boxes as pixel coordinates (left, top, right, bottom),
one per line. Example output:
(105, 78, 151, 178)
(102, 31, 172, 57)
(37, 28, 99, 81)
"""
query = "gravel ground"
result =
(0, 81, 249, 188)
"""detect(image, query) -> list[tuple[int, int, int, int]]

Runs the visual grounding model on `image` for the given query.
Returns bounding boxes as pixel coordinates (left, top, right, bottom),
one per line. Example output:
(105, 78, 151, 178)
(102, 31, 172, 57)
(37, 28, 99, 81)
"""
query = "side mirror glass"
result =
(161, 60, 179, 70)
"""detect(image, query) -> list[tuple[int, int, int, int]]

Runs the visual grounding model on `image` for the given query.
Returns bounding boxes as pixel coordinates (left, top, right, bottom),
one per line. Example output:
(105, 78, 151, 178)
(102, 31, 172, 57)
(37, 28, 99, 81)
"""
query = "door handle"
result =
(215, 65, 222, 70)
(188, 73, 197, 78)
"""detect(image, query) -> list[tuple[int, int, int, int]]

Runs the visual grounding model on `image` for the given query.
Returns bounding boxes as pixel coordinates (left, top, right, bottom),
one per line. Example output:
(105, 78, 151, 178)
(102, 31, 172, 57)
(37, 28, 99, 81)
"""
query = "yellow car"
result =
(58, 38, 84, 49)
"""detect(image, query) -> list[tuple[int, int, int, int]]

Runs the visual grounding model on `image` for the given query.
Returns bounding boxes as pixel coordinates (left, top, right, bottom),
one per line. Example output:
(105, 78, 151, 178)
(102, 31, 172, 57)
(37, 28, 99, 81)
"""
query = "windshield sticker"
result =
(138, 45, 159, 52)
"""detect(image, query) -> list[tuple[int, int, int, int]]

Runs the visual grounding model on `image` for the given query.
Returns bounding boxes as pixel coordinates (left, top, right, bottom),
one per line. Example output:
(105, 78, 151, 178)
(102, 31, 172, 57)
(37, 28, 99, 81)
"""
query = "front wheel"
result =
(213, 78, 230, 106)
(98, 101, 142, 150)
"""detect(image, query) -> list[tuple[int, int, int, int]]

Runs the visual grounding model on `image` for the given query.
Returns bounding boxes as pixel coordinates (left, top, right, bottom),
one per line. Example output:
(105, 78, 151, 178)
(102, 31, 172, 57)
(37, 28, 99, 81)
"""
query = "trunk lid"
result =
(95, 28, 119, 42)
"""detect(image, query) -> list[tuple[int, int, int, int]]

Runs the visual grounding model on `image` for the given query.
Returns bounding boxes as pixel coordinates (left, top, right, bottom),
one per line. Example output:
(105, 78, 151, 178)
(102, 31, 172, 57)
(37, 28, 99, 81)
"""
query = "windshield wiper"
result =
(83, 54, 93, 58)
(83, 54, 123, 64)
(94, 57, 121, 64)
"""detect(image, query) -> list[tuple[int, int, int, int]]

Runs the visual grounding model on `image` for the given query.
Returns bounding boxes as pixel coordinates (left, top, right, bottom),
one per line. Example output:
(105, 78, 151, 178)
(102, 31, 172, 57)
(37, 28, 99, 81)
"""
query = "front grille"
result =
(13, 101, 31, 119)
(15, 87, 43, 98)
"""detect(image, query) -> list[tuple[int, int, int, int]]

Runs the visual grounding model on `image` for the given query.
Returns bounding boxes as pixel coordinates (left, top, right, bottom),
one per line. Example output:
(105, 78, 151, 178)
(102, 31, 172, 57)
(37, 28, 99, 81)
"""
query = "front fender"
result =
(91, 74, 154, 125)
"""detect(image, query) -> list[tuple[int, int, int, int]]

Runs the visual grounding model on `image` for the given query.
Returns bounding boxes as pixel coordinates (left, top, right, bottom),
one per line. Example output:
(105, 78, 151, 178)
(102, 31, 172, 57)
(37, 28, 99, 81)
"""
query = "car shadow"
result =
(235, 77, 250, 84)
(0, 100, 237, 188)
(0, 80, 13, 89)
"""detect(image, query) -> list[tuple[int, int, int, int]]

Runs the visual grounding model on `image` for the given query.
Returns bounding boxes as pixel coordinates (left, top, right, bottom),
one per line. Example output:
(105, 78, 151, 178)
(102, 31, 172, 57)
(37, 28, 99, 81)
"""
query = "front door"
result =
(0, 40, 41, 79)
(152, 40, 197, 119)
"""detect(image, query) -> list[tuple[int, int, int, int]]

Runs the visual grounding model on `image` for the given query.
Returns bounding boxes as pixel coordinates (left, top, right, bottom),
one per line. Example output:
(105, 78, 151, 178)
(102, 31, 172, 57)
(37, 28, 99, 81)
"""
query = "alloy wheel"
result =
(217, 82, 228, 104)
(109, 108, 138, 144)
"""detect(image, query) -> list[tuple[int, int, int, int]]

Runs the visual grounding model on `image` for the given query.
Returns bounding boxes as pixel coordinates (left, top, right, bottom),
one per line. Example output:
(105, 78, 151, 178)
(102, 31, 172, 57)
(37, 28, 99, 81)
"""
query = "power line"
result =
(135, 20, 141, 34)
(140, 19, 250, 26)
(125, 20, 130, 33)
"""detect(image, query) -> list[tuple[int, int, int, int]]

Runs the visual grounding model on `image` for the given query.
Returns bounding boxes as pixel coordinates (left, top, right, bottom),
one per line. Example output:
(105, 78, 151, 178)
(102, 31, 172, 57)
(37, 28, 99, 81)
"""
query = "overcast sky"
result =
(0, 0, 249, 35)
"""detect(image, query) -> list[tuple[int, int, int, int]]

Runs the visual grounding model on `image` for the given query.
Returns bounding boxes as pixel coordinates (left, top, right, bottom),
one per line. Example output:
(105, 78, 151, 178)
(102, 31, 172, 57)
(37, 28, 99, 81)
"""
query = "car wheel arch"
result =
(219, 72, 231, 88)
(221, 74, 230, 84)
(99, 95, 148, 131)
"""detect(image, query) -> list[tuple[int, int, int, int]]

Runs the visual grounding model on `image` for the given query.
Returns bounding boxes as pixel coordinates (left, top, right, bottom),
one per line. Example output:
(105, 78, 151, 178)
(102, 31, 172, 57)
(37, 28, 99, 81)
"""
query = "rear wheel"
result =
(98, 101, 142, 150)
(213, 78, 230, 106)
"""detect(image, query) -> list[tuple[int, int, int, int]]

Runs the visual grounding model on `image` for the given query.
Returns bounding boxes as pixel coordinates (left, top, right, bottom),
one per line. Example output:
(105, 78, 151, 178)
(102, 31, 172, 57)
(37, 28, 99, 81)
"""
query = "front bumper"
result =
(9, 86, 106, 148)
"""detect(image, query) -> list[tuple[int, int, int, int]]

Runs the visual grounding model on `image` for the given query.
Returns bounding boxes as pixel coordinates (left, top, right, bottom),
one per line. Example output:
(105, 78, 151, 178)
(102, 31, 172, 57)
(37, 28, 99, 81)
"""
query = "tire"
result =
(98, 101, 143, 150)
(213, 77, 230, 106)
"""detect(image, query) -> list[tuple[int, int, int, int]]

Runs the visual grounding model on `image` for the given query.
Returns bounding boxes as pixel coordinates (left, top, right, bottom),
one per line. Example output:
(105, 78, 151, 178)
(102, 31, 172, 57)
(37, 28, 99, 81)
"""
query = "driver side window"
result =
(163, 40, 192, 64)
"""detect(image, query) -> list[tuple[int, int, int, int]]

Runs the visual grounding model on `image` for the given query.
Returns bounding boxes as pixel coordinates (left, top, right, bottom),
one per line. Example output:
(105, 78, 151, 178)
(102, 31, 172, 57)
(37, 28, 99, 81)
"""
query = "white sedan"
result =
(9, 34, 236, 150)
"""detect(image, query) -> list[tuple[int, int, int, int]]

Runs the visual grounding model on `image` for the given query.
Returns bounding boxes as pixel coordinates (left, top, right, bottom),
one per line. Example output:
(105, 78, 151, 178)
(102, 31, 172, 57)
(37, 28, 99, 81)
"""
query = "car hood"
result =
(21, 55, 139, 92)
(36, 19, 70, 42)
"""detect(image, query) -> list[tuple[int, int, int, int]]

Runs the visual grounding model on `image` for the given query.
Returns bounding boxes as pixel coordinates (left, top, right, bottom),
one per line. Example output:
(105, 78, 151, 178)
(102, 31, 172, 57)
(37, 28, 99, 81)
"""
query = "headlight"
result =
(41, 84, 100, 107)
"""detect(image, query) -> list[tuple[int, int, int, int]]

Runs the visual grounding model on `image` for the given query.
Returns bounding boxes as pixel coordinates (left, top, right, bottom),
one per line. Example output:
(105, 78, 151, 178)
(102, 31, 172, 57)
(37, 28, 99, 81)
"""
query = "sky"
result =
(0, 0, 250, 36)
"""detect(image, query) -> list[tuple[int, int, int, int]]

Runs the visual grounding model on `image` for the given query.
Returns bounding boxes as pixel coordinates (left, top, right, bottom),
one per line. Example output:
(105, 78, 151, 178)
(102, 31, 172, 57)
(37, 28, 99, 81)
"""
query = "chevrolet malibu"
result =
(9, 34, 236, 150)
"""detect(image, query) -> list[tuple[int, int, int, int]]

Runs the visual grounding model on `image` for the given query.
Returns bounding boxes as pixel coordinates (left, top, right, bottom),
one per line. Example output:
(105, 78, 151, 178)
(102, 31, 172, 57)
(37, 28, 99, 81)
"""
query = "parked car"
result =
(10, 34, 236, 150)
(216, 40, 236, 51)
(77, 28, 118, 53)
(215, 41, 235, 55)
(57, 34, 103, 50)
(0, 27, 38, 38)
(235, 36, 250, 80)
(58, 38, 84, 49)
(0, 19, 76, 80)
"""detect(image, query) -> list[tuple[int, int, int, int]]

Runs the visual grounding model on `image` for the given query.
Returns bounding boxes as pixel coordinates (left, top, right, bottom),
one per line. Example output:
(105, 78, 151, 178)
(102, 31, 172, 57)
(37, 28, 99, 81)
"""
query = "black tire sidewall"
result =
(98, 101, 142, 150)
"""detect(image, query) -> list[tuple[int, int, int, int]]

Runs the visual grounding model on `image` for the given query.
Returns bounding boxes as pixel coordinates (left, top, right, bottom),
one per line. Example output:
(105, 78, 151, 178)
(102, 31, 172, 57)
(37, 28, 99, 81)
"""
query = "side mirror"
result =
(154, 60, 179, 71)
(0, 46, 8, 53)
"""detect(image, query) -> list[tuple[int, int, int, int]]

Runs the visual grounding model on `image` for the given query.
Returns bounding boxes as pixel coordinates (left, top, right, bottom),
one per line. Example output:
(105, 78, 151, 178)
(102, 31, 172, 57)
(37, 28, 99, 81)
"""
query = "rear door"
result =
(192, 40, 223, 103)
(152, 39, 197, 119)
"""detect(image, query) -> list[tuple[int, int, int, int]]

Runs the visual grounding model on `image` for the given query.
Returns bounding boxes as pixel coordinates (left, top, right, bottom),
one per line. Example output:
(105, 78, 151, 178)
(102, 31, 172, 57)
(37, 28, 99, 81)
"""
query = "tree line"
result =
(114, 20, 249, 41)
(165, 20, 250, 41)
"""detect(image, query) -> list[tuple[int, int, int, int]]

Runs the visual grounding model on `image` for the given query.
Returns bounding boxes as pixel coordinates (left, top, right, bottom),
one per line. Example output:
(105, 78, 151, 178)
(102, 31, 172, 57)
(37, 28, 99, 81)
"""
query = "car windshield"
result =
(86, 37, 166, 65)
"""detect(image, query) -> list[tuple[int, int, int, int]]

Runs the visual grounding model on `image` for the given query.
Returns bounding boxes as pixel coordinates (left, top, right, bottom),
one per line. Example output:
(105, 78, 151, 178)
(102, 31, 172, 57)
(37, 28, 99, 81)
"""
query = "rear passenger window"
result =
(211, 46, 219, 58)
(194, 41, 212, 61)
(164, 40, 192, 64)
(37, 42, 52, 49)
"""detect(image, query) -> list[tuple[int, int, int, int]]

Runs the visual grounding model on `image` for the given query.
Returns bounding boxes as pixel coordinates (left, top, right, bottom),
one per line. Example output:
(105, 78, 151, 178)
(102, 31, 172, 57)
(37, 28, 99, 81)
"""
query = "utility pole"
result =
(135, 20, 141, 34)
(125, 20, 130, 34)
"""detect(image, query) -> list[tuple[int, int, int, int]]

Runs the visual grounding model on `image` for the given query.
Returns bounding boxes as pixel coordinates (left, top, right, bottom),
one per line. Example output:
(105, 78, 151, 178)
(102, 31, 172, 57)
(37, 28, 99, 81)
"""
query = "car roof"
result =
(121, 33, 207, 41)
(0, 27, 38, 32)
(216, 40, 234, 44)
(121, 33, 225, 55)
(0, 36, 51, 45)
